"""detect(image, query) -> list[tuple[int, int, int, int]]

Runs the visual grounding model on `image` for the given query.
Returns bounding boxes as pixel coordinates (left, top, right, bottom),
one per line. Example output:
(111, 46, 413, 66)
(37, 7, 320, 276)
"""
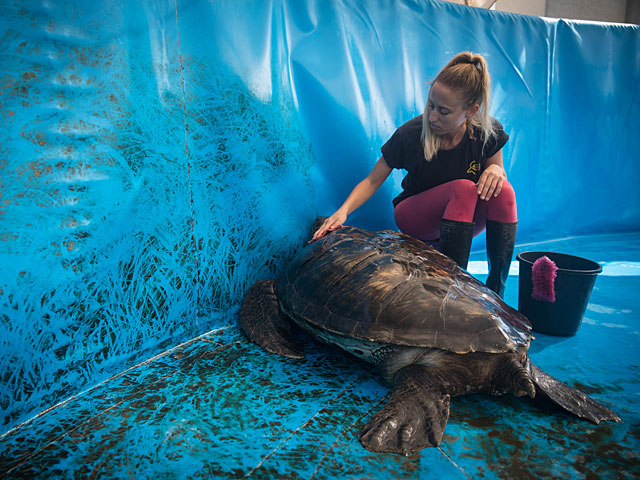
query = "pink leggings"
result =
(394, 179, 517, 242)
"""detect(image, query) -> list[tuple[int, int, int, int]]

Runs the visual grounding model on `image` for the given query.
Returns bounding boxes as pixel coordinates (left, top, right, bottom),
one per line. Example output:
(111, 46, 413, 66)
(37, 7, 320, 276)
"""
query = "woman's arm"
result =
(310, 156, 392, 242)
(476, 149, 506, 201)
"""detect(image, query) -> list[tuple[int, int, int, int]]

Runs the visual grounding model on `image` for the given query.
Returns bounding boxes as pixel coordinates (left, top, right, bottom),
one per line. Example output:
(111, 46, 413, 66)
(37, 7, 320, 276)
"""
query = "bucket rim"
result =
(516, 250, 602, 275)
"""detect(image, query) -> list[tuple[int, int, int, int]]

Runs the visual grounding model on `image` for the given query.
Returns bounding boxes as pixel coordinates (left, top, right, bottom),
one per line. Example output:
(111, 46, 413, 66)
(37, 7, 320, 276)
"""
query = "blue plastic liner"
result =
(0, 0, 639, 436)
(0, 233, 639, 478)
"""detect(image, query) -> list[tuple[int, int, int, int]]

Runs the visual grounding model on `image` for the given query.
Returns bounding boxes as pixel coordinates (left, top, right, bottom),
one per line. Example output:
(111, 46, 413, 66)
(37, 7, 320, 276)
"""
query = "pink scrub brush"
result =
(531, 255, 558, 303)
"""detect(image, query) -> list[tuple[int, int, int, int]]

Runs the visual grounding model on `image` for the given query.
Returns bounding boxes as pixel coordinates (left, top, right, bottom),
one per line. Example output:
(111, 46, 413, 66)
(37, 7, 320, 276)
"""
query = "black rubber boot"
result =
(485, 220, 518, 298)
(438, 219, 475, 269)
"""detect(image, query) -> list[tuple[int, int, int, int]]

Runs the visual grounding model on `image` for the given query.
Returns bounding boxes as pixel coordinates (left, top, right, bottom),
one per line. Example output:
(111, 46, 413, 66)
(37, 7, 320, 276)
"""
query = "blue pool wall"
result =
(1, 0, 639, 434)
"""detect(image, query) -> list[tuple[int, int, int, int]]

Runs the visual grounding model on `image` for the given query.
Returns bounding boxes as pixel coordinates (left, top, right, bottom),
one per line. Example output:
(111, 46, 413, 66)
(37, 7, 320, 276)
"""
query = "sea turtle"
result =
(239, 223, 620, 455)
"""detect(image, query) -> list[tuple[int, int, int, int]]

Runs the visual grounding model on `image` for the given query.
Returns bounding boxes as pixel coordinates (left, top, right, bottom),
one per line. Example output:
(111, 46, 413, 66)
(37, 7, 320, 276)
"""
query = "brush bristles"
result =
(531, 255, 558, 303)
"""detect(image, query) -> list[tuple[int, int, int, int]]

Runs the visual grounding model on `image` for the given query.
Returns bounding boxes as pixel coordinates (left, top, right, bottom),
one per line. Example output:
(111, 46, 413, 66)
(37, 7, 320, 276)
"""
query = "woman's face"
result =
(427, 81, 477, 138)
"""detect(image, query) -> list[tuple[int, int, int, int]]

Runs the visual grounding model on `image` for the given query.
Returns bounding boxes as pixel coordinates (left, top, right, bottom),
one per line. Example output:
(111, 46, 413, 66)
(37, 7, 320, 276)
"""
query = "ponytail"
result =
(421, 52, 495, 161)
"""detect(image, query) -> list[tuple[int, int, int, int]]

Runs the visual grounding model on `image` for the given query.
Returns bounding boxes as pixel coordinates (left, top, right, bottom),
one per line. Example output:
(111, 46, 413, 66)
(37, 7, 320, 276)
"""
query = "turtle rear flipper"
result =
(239, 280, 304, 359)
(359, 365, 450, 455)
(530, 363, 621, 424)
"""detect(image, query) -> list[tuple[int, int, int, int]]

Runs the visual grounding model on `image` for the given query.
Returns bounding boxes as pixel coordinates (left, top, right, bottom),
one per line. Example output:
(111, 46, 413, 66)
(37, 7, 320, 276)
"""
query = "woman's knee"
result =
(449, 179, 478, 199)
(497, 181, 516, 209)
(443, 179, 477, 221)
(499, 180, 516, 200)
(487, 181, 517, 222)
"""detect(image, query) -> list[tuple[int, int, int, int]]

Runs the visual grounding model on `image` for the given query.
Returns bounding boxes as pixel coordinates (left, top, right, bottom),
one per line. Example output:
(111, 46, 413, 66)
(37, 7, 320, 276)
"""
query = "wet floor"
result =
(0, 233, 639, 479)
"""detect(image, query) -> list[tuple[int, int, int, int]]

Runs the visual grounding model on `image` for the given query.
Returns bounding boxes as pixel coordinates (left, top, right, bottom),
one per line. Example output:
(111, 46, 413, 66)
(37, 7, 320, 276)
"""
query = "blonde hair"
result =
(421, 52, 495, 161)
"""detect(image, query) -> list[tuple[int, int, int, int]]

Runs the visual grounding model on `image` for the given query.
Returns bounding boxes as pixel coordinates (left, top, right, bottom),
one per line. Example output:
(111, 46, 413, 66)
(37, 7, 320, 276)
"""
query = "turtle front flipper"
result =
(530, 363, 621, 424)
(239, 280, 304, 359)
(359, 365, 450, 455)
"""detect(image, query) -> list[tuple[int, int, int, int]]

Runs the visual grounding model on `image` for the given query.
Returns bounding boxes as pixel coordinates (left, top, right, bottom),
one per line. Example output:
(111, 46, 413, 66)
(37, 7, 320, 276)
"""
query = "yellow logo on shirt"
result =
(467, 160, 481, 176)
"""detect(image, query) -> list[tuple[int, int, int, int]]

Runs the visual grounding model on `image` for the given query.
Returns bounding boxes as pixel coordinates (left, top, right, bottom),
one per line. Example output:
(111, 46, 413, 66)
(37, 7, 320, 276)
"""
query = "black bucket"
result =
(516, 251, 602, 336)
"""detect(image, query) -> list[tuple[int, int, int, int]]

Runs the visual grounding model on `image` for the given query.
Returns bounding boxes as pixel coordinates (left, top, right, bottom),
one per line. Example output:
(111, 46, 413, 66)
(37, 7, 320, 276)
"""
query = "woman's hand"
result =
(309, 156, 392, 243)
(476, 163, 506, 201)
(309, 211, 347, 243)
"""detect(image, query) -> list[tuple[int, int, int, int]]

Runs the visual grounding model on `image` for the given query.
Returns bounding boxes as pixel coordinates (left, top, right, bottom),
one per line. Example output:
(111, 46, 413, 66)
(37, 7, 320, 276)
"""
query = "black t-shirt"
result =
(381, 115, 509, 206)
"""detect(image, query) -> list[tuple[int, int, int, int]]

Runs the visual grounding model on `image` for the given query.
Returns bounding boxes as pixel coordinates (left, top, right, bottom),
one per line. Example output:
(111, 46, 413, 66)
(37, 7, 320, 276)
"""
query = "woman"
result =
(310, 52, 517, 298)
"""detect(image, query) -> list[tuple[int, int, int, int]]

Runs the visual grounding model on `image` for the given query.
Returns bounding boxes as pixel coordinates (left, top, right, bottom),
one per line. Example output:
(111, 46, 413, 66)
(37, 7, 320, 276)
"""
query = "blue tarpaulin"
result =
(0, 0, 638, 478)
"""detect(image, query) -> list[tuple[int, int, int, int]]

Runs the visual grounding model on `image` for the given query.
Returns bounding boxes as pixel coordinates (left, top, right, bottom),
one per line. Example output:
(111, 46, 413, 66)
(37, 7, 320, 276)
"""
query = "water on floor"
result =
(0, 233, 638, 479)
